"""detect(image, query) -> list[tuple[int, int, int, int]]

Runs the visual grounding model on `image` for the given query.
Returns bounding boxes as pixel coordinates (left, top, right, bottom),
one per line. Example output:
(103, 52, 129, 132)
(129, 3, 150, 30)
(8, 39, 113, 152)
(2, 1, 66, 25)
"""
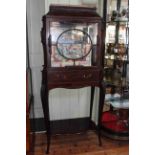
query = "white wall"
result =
(27, 0, 45, 118)
(27, 0, 101, 124)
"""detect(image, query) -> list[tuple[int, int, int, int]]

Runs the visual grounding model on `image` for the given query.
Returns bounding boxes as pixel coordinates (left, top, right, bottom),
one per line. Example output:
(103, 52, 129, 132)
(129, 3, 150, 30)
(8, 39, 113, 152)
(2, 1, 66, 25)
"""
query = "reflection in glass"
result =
(107, 0, 128, 22)
(50, 22, 98, 67)
(106, 24, 116, 43)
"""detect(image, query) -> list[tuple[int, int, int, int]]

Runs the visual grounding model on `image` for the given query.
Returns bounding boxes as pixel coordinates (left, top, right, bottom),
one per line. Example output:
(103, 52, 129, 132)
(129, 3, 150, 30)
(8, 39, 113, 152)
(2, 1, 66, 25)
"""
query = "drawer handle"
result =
(55, 74, 60, 78)
(83, 74, 92, 79)
(62, 75, 67, 79)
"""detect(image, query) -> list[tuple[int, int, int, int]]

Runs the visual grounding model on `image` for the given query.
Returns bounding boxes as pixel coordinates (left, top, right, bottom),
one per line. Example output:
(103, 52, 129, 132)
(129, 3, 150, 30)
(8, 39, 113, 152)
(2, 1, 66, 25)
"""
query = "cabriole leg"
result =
(41, 84, 51, 154)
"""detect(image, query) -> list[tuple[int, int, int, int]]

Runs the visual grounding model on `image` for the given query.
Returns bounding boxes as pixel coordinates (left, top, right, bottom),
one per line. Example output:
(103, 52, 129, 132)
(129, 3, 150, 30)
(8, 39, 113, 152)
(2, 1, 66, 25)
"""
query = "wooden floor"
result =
(29, 131, 129, 155)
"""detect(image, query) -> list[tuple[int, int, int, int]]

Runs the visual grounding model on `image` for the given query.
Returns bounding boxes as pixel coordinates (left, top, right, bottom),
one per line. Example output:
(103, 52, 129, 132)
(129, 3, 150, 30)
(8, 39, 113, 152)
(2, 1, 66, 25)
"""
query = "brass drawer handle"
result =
(56, 74, 60, 78)
(62, 75, 67, 80)
(83, 74, 92, 79)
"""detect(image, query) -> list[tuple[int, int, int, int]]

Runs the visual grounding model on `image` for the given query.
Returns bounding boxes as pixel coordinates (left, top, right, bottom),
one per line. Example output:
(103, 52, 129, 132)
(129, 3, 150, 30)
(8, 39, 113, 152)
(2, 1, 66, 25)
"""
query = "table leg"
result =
(98, 83, 105, 146)
(41, 84, 51, 154)
(90, 86, 95, 122)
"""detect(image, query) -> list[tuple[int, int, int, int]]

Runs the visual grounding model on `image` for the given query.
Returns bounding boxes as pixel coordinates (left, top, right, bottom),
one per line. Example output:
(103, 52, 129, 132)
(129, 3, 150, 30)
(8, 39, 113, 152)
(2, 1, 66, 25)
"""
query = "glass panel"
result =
(57, 29, 92, 60)
(120, 0, 128, 12)
(51, 45, 91, 67)
(107, 0, 128, 22)
(50, 22, 98, 67)
(51, 45, 73, 67)
(119, 23, 129, 45)
(107, 0, 117, 22)
(106, 24, 116, 43)
(104, 0, 129, 108)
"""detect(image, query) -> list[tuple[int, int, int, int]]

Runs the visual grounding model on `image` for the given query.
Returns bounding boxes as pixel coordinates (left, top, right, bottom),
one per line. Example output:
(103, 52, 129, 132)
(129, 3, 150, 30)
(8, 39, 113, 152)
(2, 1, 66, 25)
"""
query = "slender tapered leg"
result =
(41, 84, 51, 154)
(98, 83, 105, 146)
(90, 86, 95, 123)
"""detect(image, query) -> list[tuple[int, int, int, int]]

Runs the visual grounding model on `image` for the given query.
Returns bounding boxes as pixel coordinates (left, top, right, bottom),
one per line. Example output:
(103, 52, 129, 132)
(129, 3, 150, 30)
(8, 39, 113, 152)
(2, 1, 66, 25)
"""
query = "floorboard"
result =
(28, 131, 129, 155)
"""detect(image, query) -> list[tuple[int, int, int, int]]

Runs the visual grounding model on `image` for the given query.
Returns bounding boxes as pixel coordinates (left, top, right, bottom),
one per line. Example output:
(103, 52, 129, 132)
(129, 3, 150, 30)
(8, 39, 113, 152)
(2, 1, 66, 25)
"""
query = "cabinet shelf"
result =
(106, 43, 128, 45)
(106, 20, 129, 24)
(104, 81, 122, 87)
(106, 99, 129, 109)
(104, 83, 128, 89)
(105, 57, 129, 62)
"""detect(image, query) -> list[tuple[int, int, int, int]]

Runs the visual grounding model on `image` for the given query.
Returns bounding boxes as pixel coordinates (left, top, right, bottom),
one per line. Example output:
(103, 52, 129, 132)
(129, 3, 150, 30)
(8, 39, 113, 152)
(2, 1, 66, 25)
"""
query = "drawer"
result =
(48, 70, 101, 83)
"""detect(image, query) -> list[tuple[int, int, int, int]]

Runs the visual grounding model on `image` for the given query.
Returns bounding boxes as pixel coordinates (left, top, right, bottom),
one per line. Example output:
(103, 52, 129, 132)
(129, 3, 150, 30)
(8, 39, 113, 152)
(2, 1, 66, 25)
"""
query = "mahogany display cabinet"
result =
(41, 5, 105, 153)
